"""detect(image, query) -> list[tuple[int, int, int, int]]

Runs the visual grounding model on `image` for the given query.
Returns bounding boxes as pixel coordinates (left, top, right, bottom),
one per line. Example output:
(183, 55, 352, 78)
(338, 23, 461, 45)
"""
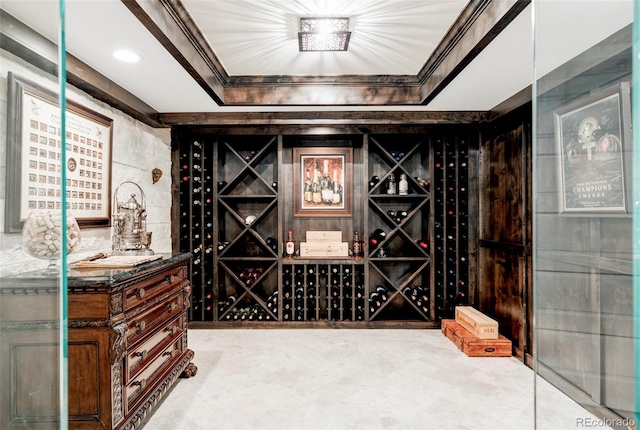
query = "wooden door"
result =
(478, 113, 532, 361)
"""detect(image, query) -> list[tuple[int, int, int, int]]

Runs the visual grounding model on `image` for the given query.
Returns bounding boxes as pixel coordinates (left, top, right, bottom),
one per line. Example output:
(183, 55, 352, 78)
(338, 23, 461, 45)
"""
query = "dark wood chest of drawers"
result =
(0, 253, 196, 429)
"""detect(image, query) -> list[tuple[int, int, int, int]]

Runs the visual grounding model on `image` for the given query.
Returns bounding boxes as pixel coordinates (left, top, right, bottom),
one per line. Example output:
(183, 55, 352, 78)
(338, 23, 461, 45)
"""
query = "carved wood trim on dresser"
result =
(0, 253, 196, 430)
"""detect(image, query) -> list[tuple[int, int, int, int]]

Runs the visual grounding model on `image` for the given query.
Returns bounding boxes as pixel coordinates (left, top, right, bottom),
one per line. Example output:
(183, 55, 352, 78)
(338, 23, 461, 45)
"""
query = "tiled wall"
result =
(0, 49, 172, 275)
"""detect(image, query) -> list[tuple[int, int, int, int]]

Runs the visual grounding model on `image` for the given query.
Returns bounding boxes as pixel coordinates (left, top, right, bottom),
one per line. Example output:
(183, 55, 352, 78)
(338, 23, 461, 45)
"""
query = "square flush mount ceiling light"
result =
(298, 17, 351, 52)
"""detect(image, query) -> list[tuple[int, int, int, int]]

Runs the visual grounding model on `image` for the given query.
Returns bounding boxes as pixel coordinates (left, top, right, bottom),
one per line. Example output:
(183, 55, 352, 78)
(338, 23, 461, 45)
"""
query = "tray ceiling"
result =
(0, 0, 634, 123)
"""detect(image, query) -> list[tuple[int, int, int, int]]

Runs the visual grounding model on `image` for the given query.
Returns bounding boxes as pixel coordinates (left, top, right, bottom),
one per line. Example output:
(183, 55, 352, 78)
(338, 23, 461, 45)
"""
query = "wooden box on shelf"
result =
(441, 319, 512, 357)
(299, 242, 350, 257)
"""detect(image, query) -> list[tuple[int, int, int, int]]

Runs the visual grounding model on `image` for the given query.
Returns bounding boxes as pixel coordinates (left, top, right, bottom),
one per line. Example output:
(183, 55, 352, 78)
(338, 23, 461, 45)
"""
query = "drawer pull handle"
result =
(165, 326, 177, 336)
(166, 275, 177, 284)
(134, 379, 147, 390)
(163, 350, 177, 358)
(135, 288, 146, 299)
(135, 321, 146, 333)
(167, 302, 178, 312)
(135, 350, 148, 360)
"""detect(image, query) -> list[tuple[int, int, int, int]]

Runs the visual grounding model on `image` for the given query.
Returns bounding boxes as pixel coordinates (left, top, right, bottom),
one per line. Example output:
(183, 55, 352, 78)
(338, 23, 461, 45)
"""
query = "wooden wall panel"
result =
(477, 106, 532, 359)
(478, 249, 524, 351)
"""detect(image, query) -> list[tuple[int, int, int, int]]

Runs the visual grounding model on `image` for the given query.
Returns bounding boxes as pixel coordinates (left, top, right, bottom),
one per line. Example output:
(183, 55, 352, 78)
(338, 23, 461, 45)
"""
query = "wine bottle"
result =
(399, 173, 409, 195)
(321, 160, 333, 204)
(369, 229, 386, 247)
(369, 298, 378, 314)
(285, 231, 295, 259)
(416, 239, 429, 251)
(312, 166, 322, 204)
(352, 231, 363, 258)
(387, 173, 397, 194)
(370, 292, 382, 308)
(369, 175, 380, 190)
(375, 286, 388, 302)
(304, 168, 313, 203)
(332, 169, 343, 204)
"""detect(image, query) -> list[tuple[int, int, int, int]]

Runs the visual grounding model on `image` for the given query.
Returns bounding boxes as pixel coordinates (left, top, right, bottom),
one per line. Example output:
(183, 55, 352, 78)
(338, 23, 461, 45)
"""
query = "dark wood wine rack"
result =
(366, 135, 431, 322)
(281, 262, 365, 322)
(177, 129, 469, 327)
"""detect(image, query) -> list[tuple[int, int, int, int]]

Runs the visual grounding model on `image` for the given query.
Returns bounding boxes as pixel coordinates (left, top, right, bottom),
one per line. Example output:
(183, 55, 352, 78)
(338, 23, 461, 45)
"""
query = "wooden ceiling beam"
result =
(122, 0, 227, 104)
(158, 110, 489, 126)
(418, 0, 531, 105)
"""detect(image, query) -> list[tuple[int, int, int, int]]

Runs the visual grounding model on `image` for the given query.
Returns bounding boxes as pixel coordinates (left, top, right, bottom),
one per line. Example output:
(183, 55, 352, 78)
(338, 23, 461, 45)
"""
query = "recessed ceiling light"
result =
(113, 49, 141, 63)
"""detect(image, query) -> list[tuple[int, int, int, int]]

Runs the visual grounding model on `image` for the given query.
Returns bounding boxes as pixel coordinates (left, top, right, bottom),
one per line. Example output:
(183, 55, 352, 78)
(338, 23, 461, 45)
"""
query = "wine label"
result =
(399, 181, 409, 195)
(286, 241, 295, 255)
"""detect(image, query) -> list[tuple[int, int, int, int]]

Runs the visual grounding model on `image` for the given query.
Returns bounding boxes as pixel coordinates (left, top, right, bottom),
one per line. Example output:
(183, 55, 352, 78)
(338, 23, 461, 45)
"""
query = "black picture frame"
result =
(554, 81, 631, 216)
(5, 72, 113, 233)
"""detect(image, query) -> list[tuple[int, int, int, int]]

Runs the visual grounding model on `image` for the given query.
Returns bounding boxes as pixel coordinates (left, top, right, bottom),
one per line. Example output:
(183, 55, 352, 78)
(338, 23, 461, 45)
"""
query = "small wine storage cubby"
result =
(177, 128, 470, 327)
(281, 262, 365, 322)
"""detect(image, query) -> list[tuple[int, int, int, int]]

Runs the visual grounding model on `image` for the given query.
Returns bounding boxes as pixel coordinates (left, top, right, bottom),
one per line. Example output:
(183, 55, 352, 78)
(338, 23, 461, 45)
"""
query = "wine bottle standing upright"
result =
(321, 160, 333, 204)
(399, 173, 409, 195)
(285, 231, 295, 259)
(304, 169, 313, 203)
(312, 166, 322, 204)
(352, 231, 364, 258)
(332, 168, 342, 204)
(387, 173, 397, 195)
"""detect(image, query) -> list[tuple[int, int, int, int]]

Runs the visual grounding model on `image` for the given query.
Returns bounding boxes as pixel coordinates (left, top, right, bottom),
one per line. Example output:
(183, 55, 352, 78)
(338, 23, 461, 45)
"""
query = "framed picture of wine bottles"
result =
(293, 147, 353, 217)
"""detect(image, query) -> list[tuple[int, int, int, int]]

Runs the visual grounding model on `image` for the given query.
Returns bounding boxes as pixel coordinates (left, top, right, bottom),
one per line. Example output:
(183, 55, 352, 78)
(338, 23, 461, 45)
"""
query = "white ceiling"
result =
(182, 0, 468, 76)
(0, 1, 634, 114)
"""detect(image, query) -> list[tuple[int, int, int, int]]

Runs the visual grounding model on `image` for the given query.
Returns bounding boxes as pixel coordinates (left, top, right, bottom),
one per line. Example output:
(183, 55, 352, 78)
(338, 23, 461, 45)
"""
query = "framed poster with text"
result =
(5, 72, 113, 232)
(554, 81, 631, 216)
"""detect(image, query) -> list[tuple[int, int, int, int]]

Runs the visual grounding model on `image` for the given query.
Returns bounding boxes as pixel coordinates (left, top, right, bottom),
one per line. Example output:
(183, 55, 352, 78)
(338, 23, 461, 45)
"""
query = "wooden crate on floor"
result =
(441, 319, 512, 357)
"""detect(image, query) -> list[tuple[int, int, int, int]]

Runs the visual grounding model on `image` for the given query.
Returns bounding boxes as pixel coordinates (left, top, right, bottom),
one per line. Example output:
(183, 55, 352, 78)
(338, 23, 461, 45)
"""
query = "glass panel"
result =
(0, 0, 67, 428)
(533, 0, 638, 428)
(632, 1, 640, 425)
